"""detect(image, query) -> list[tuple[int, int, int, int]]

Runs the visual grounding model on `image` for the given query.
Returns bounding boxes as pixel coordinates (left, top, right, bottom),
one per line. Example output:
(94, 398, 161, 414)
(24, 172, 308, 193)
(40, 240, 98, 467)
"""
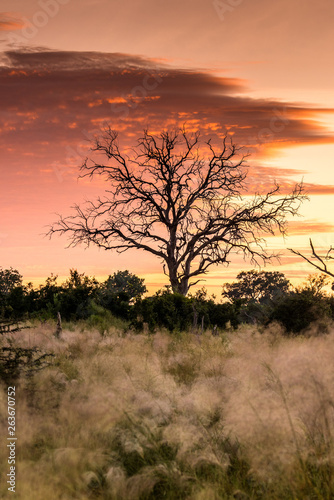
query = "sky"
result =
(0, 0, 334, 295)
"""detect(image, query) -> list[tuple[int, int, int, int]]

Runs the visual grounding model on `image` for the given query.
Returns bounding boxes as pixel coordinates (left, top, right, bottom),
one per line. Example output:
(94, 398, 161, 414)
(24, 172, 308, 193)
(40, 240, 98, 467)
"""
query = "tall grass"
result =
(1, 321, 334, 498)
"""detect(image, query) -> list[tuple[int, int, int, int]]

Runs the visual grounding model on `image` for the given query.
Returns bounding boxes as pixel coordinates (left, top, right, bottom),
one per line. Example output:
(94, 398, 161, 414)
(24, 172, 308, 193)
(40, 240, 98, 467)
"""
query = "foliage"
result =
(132, 289, 238, 333)
(3, 264, 334, 336)
(269, 277, 332, 334)
(132, 293, 194, 333)
(1, 269, 146, 323)
(296, 273, 330, 297)
(86, 300, 129, 336)
(58, 269, 99, 321)
(222, 269, 291, 304)
(98, 270, 147, 319)
(0, 267, 25, 319)
(0, 320, 22, 335)
(0, 267, 22, 296)
(100, 270, 146, 300)
(0, 346, 55, 385)
(25, 270, 97, 322)
(0, 321, 54, 385)
(221, 270, 291, 326)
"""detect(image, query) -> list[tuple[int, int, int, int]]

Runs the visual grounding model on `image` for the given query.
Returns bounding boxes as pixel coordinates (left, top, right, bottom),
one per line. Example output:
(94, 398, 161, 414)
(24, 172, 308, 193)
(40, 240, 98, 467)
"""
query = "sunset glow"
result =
(1, 0, 334, 294)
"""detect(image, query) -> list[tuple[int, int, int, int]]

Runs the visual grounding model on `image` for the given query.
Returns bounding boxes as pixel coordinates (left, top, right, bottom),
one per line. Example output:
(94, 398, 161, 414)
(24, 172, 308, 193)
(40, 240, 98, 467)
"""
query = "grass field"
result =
(1, 321, 334, 499)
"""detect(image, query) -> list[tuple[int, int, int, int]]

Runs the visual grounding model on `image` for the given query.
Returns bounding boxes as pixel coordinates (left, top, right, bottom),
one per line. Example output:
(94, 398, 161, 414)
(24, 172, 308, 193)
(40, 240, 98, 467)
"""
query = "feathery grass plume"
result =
(2, 321, 334, 497)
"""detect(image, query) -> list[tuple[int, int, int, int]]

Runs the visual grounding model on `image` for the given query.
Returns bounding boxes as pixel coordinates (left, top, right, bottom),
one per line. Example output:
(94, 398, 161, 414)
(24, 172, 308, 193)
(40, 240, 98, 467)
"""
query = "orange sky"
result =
(0, 0, 334, 295)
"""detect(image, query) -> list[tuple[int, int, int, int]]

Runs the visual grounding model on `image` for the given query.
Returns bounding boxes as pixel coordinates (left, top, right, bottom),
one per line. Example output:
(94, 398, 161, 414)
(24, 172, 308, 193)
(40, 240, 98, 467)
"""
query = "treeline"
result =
(0, 268, 146, 323)
(1, 267, 334, 335)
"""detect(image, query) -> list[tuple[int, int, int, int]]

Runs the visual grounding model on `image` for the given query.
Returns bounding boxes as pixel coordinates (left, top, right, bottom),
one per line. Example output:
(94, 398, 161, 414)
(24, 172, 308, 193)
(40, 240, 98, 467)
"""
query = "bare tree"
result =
(289, 238, 334, 280)
(48, 128, 306, 295)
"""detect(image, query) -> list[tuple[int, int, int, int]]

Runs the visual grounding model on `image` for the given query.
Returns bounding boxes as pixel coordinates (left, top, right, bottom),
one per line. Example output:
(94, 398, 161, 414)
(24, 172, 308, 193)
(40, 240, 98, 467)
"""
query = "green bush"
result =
(132, 293, 193, 333)
(86, 300, 129, 335)
(132, 291, 238, 333)
(269, 290, 331, 334)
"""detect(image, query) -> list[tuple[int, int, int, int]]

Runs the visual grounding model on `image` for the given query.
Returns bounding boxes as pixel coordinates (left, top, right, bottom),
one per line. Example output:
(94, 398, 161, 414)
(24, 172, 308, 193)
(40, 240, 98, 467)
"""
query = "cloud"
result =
(0, 13, 24, 31)
(302, 184, 334, 195)
(0, 48, 333, 193)
(1, 49, 160, 71)
(287, 220, 334, 236)
(244, 165, 334, 196)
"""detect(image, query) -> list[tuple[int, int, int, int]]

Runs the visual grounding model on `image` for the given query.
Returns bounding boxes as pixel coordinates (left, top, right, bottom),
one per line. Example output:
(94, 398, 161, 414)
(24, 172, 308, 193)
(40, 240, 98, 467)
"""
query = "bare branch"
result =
(289, 238, 334, 278)
(48, 127, 306, 295)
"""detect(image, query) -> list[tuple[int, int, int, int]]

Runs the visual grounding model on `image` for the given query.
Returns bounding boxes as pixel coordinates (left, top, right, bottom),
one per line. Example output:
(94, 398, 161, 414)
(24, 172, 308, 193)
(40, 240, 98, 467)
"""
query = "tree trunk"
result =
(168, 261, 189, 296)
(178, 277, 189, 296)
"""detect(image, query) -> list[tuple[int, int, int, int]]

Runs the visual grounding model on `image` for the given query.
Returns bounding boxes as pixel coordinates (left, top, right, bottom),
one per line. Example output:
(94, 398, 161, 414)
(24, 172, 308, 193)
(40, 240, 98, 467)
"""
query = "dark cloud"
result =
(0, 48, 161, 71)
(0, 49, 333, 192)
(1, 49, 332, 141)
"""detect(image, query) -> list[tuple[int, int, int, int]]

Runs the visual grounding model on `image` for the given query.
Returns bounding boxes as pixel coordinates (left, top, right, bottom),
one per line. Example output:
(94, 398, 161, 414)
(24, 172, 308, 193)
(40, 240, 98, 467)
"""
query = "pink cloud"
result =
(0, 13, 24, 31)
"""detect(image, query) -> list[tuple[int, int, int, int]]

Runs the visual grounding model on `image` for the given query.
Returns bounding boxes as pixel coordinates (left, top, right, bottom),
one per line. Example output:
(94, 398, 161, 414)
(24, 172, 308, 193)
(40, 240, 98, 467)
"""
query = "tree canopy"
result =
(222, 269, 291, 304)
(0, 267, 22, 297)
(101, 270, 147, 300)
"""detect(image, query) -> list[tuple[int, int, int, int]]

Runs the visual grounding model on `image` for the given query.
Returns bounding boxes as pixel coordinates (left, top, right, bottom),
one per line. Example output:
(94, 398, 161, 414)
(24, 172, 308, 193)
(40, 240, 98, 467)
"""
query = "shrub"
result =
(268, 290, 331, 334)
(132, 293, 193, 333)
(86, 300, 129, 335)
(222, 270, 291, 304)
(0, 345, 55, 385)
(132, 292, 238, 333)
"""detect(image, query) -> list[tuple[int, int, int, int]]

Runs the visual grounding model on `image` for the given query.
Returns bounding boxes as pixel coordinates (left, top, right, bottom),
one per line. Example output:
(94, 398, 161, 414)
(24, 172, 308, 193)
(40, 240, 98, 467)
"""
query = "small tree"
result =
(0, 267, 24, 319)
(60, 269, 99, 320)
(49, 128, 306, 295)
(269, 275, 332, 334)
(35, 270, 98, 321)
(101, 270, 146, 301)
(296, 273, 330, 297)
(36, 273, 60, 313)
(222, 270, 291, 304)
(98, 270, 147, 320)
(0, 267, 22, 296)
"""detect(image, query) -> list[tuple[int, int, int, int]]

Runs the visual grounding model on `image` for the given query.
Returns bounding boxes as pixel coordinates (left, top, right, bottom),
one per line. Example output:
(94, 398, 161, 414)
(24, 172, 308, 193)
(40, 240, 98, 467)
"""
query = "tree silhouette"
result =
(49, 128, 305, 295)
(222, 270, 290, 304)
(0, 267, 22, 297)
(290, 239, 334, 282)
